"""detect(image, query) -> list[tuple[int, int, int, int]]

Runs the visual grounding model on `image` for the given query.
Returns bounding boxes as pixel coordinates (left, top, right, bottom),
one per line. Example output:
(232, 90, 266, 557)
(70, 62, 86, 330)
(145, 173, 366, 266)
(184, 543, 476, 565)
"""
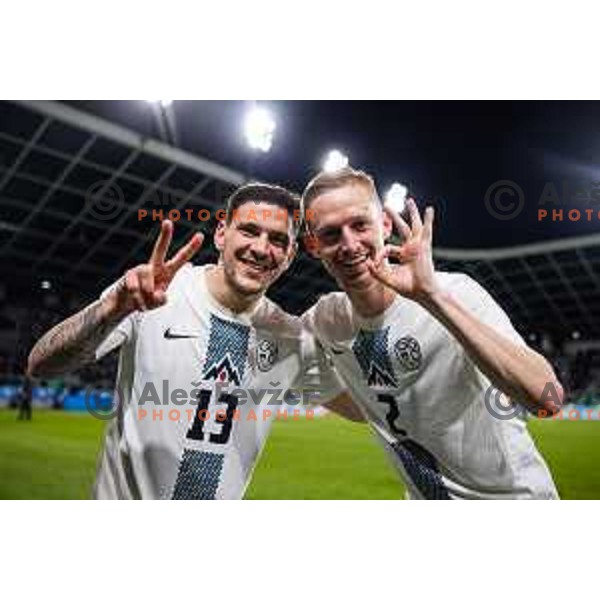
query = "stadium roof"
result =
(1, 100, 599, 340)
(434, 237, 600, 340)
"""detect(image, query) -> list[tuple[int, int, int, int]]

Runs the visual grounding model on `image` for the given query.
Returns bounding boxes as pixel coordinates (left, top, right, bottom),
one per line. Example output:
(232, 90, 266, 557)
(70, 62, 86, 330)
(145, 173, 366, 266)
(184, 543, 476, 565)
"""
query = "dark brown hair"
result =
(225, 182, 301, 234)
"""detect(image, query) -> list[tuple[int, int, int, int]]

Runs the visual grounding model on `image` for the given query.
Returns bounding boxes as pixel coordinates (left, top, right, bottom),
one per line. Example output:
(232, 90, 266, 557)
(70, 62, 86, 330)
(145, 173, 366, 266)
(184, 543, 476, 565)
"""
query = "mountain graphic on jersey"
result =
(201, 315, 250, 386)
(203, 355, 243, 386)
(367, 362, 398, 387)
(352, 327, 398, 387)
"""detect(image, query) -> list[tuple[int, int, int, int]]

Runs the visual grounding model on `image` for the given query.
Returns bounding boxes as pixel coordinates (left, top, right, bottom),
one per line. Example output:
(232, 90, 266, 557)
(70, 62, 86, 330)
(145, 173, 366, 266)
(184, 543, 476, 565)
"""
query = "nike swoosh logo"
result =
(164, 328, 198, 340)
(330, 347, 345, 355)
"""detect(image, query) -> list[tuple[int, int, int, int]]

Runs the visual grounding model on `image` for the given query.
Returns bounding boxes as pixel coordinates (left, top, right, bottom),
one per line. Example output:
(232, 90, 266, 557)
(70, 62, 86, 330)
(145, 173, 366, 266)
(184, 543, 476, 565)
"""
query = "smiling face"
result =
(214, 200, 296, 298)
(307, 182, 392, 291)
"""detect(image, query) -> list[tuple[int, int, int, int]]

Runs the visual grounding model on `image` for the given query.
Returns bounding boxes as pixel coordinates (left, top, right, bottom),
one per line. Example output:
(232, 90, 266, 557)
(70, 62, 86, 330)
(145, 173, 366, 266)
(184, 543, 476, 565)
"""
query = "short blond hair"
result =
(301, 167, 381, 217)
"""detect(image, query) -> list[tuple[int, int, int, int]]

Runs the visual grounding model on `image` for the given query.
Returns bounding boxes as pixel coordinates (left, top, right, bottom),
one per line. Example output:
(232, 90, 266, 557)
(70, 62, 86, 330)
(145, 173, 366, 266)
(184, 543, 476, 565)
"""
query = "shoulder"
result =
(169, 262, 199, 290)
(302, 292, 353, 341)
(435, 270, 521, 337)
(435, 271, 492, 302)
(165, 263, 208, 305)
(253, 297, 304, 339)
(436, 270, 477, 290)
(137, 263, 200, 328)
(167, 263, 197, 296)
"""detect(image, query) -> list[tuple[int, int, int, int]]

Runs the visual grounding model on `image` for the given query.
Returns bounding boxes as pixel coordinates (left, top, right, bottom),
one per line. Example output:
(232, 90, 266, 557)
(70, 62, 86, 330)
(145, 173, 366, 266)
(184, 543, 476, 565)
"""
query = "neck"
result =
(205, 265, 261, 314)
(345, 277, 397, 318)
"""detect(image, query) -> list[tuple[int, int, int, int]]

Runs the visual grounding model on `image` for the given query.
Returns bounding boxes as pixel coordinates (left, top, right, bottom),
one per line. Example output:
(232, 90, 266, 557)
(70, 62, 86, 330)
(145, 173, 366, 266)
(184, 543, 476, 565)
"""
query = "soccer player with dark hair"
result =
(28, 183, 356, 499)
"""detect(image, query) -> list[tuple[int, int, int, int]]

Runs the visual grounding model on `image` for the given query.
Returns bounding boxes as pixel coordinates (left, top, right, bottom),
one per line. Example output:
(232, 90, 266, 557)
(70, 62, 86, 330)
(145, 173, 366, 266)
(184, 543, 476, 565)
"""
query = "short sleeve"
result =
(300, 292, 353, 344)
(445, 274, 531, 393)
(449, 274, 526, 347)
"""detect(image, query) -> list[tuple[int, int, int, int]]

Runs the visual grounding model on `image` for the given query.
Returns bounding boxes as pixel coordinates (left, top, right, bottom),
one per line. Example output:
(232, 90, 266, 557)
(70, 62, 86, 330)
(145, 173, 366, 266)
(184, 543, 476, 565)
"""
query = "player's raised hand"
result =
(111, 220, 203, 315)
(367, 198, 439, 301)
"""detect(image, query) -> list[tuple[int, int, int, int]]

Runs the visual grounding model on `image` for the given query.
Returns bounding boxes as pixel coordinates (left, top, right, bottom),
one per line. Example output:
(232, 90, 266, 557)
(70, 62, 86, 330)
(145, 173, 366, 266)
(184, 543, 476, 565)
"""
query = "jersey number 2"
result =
(377, 393, 407, 437)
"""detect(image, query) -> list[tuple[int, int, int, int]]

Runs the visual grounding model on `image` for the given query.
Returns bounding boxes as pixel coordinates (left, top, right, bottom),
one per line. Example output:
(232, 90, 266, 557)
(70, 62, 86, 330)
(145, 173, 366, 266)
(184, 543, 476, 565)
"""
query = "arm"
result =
(416, 285, 563, 415)
(27, 290, 129, 378)
(27, 220, 203, 379)
(298, 314, 365, 422)
(368, 199, 564, 416)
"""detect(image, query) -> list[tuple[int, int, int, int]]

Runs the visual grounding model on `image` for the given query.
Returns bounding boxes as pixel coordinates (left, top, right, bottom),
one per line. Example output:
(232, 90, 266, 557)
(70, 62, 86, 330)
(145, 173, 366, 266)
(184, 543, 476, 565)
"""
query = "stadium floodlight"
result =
(385, 183, 408, 214)
(41, 280, 52, 290)
(146, 100, 172, 108)
(323, 150, 349, 173)
(244, 106, 276, 152)
(572, 330, 581, 340)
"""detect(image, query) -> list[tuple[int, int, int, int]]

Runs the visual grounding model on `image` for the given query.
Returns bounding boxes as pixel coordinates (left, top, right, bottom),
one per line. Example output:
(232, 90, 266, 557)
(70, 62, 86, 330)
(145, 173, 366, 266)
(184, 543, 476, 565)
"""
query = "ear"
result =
(382, 209, 393, 242)
(214, 220, 226, 252)
(303, 232, 320, 258)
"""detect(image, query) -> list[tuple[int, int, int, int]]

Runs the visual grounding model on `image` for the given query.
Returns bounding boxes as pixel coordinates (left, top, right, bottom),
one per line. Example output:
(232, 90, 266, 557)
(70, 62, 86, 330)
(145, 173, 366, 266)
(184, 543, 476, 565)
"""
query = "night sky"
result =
(67, 100, 600, 249)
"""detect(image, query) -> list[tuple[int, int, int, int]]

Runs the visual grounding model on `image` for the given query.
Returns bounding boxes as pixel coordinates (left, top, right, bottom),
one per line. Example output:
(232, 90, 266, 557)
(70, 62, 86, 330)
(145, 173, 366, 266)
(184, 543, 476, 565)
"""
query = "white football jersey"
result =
(93, 264, 339, 500)
(303, 272, 559, 500)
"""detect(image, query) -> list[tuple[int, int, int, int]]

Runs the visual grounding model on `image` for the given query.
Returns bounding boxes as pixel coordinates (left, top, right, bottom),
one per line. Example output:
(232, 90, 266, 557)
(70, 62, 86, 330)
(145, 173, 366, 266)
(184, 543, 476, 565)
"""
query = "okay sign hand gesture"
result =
(367, 198, 439, 302)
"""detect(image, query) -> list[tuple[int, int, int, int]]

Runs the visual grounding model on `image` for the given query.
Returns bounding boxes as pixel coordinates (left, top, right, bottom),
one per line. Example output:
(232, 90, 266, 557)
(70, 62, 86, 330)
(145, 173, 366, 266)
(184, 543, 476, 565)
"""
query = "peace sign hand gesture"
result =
(367, 198, 439, 302)
(111, 220, 203, 316)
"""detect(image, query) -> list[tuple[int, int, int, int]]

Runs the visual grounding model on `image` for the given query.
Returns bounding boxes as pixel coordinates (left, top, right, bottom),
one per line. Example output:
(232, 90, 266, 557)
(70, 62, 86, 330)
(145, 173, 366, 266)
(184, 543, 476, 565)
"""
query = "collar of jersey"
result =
(350, 292, 407, 330)
(192, 265, 263, 326)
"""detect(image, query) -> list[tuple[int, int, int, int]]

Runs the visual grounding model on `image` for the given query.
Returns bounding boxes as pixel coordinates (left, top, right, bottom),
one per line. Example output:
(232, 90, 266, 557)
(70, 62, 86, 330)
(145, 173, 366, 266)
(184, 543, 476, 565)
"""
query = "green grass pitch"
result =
(0, 409, 599, 499)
